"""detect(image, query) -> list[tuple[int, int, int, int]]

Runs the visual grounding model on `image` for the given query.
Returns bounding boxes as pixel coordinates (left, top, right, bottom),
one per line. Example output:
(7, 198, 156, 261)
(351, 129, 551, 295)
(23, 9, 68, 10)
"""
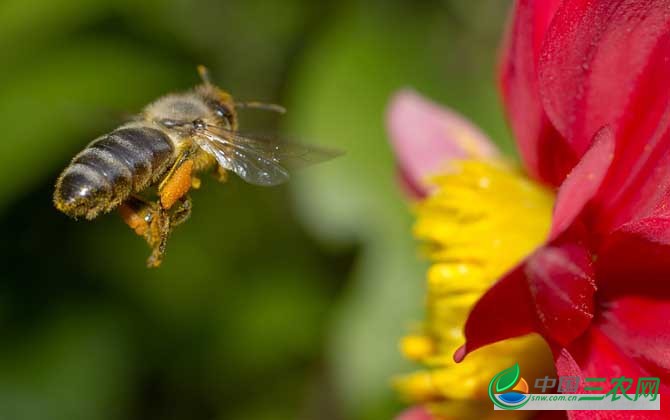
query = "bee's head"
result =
(145, 66, 281, 135)
(195, 65, 286, 127)
(195, 65, 238, 130)
(201, 90, 237, 130)
(144, 67, 237, 135)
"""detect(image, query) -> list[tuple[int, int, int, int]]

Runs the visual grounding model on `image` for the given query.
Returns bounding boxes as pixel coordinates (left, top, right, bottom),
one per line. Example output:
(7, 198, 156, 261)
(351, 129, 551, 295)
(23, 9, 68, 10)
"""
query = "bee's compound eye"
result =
(214, 104, 232, 120)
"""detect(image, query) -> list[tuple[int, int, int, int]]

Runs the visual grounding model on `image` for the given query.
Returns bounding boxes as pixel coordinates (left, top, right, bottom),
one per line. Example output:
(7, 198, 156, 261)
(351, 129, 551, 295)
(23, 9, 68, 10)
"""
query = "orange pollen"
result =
(160, 159, 194, 209)
(119, 203, 149, 236)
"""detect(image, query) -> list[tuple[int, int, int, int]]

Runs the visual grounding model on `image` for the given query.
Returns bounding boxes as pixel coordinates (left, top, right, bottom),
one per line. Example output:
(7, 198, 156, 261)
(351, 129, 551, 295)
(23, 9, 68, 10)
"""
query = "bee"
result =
(54, 66, 337, 267)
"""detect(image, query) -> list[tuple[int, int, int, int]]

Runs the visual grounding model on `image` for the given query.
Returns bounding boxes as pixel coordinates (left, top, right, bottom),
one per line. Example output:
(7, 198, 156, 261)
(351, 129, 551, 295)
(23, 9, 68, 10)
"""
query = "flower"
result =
(387, 90, 498, 199)
(388, 91, 557, 418)
(459, 0, 670, 417)
(396, 406, 434, 420)
(390, 0, 670, 418)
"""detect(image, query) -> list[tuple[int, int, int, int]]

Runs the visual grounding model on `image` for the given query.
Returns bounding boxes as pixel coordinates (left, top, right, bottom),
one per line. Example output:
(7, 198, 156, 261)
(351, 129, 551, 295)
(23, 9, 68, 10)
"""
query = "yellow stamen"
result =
(401, 335, 436, 361)
(395, 160, 556, 418)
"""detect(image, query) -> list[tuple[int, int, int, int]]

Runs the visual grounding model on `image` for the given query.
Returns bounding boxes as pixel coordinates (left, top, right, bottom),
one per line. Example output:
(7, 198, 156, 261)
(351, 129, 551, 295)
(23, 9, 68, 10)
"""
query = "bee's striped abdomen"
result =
(54, 126, 175, 219)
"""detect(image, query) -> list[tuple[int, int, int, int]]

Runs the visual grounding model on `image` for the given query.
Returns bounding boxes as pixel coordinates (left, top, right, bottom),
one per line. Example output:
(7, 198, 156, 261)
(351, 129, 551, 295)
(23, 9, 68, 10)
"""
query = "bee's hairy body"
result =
(54, 87, 233, 220)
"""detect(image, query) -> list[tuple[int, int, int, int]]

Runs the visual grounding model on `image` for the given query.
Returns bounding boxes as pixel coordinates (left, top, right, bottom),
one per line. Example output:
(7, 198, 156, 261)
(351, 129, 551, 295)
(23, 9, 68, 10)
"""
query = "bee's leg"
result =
(146, 206, 171, 268)
(145, 194, 193, 267)
(117, 197, 162, 267)
(170, 195, 192, 227)
(118, 195, 170, 267)
(159, 143, 201, 210)
(159, 159, 194, 210)
(158, 149, 190, 191)
(118, 195, 161, 238)
(140, 149, 199, 267)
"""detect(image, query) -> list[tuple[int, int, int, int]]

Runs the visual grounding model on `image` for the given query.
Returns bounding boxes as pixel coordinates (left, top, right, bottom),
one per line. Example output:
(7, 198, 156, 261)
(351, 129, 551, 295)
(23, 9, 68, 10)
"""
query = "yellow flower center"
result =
(395, 160, 556, 418)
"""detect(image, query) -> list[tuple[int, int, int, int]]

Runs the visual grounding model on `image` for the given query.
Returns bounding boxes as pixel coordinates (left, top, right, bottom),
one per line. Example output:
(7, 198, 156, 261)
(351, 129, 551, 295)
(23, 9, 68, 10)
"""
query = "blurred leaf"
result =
(0, 0, 111, 55)
(0, 310, 131, 420)
(129, 0, 310, 100)
(212, 264, 328, 371)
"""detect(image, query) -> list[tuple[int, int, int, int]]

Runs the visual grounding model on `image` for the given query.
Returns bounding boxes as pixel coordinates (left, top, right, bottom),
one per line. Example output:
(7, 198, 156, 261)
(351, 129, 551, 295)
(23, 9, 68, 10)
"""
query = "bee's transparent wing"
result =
(196, 130, 289, 186)
(196, 127, 340, 186)
(212, 127, 342, 169)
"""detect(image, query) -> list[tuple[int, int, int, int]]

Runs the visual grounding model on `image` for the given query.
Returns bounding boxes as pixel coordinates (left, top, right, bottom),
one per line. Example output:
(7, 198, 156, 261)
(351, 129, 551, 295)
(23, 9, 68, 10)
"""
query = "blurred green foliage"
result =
(0, 1, 510, 419)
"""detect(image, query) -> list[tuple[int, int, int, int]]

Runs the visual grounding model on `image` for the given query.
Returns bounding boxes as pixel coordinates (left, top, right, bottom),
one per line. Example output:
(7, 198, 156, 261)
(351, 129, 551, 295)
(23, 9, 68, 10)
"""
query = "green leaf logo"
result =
(495, 363, 520, 393)
(488, 364, 529, 410)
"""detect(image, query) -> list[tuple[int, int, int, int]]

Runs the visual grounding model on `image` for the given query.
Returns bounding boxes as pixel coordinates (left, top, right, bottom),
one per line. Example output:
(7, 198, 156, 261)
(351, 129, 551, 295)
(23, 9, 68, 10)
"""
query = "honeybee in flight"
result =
(54, 66, 337, 267)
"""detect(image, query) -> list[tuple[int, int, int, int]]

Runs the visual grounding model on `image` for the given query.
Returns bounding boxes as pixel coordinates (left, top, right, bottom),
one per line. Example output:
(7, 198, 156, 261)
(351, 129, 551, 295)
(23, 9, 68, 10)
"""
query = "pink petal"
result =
(386, 90, 498, 198)
(395, 406, 434, 420)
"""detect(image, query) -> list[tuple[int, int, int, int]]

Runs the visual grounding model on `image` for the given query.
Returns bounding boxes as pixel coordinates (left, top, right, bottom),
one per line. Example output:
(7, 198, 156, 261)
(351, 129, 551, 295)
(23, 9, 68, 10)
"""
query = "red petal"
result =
(500, 0, 573, 186)
(539, 0, 670, 160)
(549, 127, 614, 241)
(550, 35, 670, 238)
(597, 296, 670, 381)
(455, 262, 537, 360)
(526, 244, 596, 346)
(554, 295, 670, 419)
(457, 243, 595, 359)
(589, 33, 670, 234)
(555, 340, 668, 420)
(536, 411, 568, 420)
(597, 216, 670, 297)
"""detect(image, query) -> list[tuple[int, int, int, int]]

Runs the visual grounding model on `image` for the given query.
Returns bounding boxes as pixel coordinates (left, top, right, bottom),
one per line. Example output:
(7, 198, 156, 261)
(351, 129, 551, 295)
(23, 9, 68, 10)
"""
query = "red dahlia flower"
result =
(457, 0, 670, 418)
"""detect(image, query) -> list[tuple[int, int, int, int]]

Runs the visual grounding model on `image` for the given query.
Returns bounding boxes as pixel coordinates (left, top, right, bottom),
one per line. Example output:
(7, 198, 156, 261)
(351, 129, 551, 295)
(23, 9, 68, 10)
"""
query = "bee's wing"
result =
(210, 127, 342, 169)
(196, 130, 290, 186)
(195, 127, 341, 186)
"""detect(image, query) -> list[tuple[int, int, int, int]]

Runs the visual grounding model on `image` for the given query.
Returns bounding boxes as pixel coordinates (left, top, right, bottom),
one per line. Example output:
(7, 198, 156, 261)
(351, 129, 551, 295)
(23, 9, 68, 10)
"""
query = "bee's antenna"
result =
(235, 101, 287, 114)
(197, 65, 213, 86)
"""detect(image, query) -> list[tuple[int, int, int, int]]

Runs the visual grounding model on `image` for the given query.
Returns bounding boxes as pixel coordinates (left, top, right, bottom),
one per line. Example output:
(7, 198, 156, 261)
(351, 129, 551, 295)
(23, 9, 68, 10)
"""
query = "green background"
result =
(0, 1, 511, 419)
